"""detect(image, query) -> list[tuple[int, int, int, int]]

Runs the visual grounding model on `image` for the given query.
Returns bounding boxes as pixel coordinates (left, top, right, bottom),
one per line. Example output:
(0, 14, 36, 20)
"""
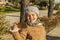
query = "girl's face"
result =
(26, 11, 38, 23)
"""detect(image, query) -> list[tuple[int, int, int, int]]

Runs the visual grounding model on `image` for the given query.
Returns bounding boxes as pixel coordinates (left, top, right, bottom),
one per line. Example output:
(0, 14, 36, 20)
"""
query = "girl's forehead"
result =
(27, 11, 37, 15)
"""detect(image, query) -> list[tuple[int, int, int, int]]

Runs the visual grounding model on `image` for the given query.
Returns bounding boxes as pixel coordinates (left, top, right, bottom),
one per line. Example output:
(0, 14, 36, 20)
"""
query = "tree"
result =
(48, 0, 54, 17)
(20, 0, 30, 23)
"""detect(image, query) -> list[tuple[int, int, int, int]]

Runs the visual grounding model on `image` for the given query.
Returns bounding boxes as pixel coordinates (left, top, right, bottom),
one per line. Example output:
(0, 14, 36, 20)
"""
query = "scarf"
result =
(26, 19, 41, 26)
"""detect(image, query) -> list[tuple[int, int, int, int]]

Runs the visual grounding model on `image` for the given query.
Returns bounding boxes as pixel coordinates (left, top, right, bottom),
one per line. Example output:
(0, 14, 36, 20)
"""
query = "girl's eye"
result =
(32, 14, 34, 16)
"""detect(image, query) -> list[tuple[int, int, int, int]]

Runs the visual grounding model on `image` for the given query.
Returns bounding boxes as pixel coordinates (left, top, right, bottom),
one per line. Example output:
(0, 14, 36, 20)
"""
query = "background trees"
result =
(20, 0, 30, 23)
(48, 0, 54, 17)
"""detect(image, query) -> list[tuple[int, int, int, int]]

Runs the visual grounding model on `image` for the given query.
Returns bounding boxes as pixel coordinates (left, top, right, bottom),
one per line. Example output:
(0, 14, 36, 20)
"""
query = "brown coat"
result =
(12, 23, 46, 40)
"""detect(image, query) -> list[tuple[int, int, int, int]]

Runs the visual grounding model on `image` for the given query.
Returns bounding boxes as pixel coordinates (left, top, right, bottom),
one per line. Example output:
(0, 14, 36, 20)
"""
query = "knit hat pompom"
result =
(24, 6, 40, 17)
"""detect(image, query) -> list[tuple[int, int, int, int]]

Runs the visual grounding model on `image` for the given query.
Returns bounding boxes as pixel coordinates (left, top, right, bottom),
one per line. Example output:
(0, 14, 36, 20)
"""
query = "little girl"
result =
(10, 6, 46, 40)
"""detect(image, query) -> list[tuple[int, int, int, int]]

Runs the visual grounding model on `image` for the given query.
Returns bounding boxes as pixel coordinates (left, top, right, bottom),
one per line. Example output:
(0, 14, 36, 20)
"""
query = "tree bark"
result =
(48, 0, 54, 18)
(20, 0, 29, 23)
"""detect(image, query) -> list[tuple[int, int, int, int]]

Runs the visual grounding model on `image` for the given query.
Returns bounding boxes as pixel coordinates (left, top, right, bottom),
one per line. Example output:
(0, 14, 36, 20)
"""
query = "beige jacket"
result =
(12, 23, 46, 40)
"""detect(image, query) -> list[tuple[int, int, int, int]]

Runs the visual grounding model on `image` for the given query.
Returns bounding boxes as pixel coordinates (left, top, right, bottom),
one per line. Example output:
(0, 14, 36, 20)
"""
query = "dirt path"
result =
(47, 23, 60, 37)
(5, 12, 20, 26)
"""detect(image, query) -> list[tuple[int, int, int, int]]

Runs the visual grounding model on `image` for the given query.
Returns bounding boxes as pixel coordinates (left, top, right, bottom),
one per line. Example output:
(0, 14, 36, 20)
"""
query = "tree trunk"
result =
(20, 0, 30, 23)
(48, 0, 54, 18)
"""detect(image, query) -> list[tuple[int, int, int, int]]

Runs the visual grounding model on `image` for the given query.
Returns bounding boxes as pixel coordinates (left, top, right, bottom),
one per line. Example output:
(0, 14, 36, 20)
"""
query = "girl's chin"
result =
(30, 20, 36, 23)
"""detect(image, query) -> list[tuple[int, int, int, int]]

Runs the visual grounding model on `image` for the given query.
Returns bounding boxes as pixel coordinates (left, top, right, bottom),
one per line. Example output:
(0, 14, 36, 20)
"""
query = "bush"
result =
(0, 6, 20, 12)
(40, 11, 60, 33)
(54, 4, 60, 10)
(0, 6, 5, 12)
(5, 6, 20, 12)
(40, 16, 57, 33)
(0, 15, 10, 35)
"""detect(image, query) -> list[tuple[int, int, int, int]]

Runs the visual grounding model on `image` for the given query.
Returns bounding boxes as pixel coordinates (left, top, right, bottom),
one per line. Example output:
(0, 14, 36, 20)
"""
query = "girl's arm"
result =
(10, 23, 27, 40)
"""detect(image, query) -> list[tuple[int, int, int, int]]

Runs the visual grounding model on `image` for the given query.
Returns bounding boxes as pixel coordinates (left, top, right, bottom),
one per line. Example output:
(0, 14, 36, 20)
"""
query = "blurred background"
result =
(0, 0, 60, 40)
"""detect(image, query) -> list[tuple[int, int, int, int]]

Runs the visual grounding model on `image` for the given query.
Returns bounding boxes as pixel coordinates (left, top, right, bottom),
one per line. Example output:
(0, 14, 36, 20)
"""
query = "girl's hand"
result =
(9, 21, 20, 33)
(13, 22, 19, 30)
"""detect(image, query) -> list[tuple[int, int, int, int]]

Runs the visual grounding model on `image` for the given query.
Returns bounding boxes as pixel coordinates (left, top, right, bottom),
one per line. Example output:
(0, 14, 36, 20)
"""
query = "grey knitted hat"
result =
(24, 6, 40, 17)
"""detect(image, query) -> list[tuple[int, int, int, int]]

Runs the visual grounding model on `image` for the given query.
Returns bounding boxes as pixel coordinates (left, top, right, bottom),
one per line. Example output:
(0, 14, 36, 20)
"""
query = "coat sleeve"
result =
(12, 28, 27, 40)
(12, 23, 27, 40)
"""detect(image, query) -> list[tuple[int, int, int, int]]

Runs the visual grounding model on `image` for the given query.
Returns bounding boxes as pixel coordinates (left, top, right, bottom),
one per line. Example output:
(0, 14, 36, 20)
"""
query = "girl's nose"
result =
(30, 15, 33, 19)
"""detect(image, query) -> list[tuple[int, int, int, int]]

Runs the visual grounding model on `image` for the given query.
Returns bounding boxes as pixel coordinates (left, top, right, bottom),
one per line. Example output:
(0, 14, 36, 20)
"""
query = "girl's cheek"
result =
(33, 16, 36, 20)
(33, 18, 35, 20)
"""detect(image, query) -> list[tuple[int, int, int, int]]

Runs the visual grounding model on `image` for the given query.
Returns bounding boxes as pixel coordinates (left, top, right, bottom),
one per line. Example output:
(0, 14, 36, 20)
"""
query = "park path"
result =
(47, 23, 60, 37)
(5, 12, 20, 26)
(47, 23, 60, 40)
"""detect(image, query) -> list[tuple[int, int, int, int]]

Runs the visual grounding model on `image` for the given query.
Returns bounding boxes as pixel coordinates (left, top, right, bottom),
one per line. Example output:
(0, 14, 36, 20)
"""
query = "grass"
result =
(0, 11, 19, 15)
(0, 6, 20, 15)
(0, 15, 10, 35)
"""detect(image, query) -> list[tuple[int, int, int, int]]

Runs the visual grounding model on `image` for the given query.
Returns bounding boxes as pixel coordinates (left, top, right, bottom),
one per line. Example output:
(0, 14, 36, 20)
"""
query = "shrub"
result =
(0, 15, 10, 35)
(54, 4, 60, 10)
(39, 1, 48, 7)
(0, 6, 20, 12)
(5, 6, 20, 12)
(40, 10, 60, 33)
(0, 6, 5, 12)
(40, 16, 57, 33)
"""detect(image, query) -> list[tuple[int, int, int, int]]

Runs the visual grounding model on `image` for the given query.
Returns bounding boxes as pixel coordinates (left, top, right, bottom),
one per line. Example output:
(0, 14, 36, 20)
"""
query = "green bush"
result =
(39, 1, 48, 7)
(0, 6, 20, 12)
(5, 6, 20, 12)
(0, 6, 5, 12)
(0, 15, 10, 35)
(54, 4, 60, 10)
(40, 16, 57, 33)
